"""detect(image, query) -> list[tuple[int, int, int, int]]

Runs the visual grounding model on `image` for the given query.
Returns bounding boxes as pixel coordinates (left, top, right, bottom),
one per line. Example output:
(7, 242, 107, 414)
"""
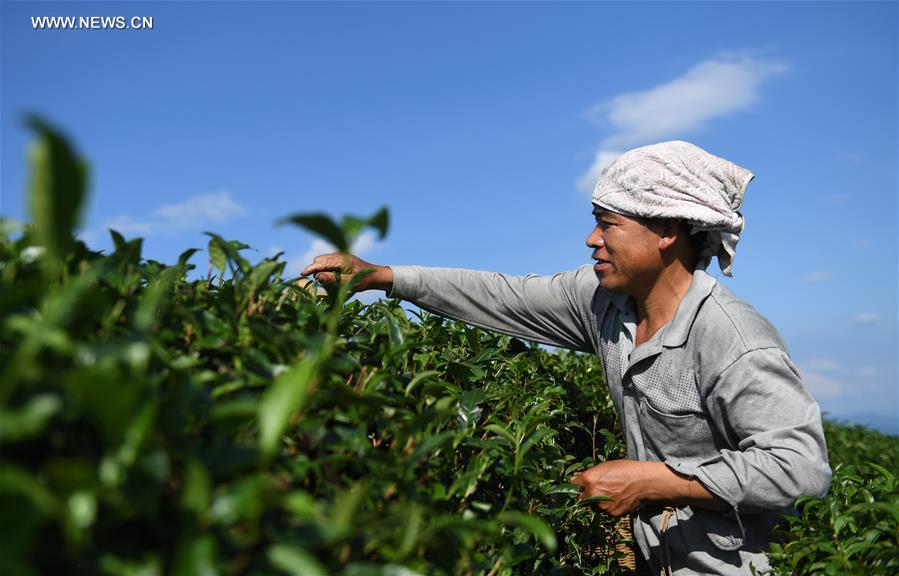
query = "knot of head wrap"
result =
(591, 140, 754, 276)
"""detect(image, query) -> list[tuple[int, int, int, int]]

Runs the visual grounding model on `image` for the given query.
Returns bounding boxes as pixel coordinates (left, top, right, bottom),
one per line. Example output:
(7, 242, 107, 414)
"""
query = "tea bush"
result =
(1, 118, 896, 575)
(764, 422, 899, 575)
(0, 118, 629, 575)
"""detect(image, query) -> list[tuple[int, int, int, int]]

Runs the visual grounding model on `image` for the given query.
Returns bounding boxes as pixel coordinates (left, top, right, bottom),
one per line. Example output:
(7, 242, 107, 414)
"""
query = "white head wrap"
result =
(591, 140, 754, 276)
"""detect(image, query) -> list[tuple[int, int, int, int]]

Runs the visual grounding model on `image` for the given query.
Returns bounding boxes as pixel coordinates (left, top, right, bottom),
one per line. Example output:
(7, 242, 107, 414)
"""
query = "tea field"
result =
(1, 119, 896, 575)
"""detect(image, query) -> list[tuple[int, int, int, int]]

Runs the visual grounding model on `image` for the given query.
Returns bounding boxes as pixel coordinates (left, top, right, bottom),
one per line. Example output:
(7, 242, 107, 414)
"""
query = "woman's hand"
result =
(301, 252, 393, 292)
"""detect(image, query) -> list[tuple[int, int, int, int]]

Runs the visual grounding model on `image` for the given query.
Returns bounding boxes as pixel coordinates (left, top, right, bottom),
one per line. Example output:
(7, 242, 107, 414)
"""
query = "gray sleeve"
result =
(386, 263, 603, 352)
(672, 347, 832, 512)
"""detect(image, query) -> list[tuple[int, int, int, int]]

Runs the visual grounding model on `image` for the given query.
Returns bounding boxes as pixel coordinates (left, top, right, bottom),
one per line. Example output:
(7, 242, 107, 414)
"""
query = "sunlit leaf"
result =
(25, 115, 89, 269)
(258, 355, 318, 460)
(496, 511, 557, 551)
(268, 544, 327, 576)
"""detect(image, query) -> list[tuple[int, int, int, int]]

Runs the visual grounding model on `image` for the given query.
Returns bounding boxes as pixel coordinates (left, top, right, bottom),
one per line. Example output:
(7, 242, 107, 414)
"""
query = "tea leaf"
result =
(25, 115, 89, 269)
(280, 213, 348, 252)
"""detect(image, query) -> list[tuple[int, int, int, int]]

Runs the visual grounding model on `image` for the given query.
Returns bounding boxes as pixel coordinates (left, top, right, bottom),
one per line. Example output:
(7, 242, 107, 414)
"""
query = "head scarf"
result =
(591, 140, 754, 276)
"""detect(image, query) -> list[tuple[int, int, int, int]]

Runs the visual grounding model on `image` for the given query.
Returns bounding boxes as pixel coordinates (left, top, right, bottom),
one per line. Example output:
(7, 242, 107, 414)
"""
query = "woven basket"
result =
(615, 515, 637, 571)
(582, 516, 638, 572)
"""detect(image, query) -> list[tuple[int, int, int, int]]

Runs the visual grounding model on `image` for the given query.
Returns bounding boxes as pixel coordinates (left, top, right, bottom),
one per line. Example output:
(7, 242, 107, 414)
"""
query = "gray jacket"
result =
(388, 264, 832, 575)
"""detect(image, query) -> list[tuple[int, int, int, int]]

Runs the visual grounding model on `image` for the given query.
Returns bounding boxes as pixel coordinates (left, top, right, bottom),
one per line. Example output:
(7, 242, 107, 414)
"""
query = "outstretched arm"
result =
(302, 253, 604, 353)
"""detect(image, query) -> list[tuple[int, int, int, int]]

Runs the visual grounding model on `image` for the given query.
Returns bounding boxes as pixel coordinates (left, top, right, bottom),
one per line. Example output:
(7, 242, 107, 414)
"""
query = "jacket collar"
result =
(607, 269, 718, 348)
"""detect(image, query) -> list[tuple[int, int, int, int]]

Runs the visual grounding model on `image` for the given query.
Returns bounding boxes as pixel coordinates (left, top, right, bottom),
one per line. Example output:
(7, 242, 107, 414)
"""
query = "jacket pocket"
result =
(638, 396, 713, 463)
(676, 506, 745, 552)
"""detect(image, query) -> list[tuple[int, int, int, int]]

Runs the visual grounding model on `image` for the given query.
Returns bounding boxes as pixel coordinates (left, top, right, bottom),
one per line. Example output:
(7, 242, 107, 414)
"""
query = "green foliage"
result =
(2, 117, 896, 576)
(764, 422, 899, 575)
(0, 119, 629, 575)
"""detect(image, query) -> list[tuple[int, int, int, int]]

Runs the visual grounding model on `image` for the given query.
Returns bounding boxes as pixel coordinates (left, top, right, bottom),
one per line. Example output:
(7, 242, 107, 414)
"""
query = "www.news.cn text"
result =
(31, 16, 154, 31)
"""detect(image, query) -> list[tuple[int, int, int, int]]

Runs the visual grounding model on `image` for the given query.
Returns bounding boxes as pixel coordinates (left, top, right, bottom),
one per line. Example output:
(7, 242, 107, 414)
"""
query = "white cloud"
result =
(800, 271, 832, 284)
(578, 54, 789, 194)
(576, 148, 623, 196)
(103, 214, 156, 236)
(853, 313, 880, 325)
(807, 357, 841, 372)
(799, 369, 845, 398)
(799, 358, 845, 398)
(100, 190, 246, 237)
(154, 190, 245, 230)
(858, 366, 878, 378)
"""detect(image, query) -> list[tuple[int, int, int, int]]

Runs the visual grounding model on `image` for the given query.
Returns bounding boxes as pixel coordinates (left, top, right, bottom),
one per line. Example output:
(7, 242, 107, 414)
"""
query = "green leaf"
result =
(65, 364, 139, 449)
(517, 427, 555, 460)
(484, 423, 517, 446)
(409, 430, 455, 463)
(577, 494, 613, 506)
(177, 248, 200, 267)
(327, 483, 365, 541)
(496, 511, 557, 552)
(99, 399, 158, 488)
(171, 534, 218, 576)
(25, 115, 89, 268)
(0, 394, 62, 443)
(247, 260, 284, 293)
(279, 213, 348, 252)
(0, 463, 59, 515)
(110, 229, 127, 253)
(457, 389, 485, 428)
(207, 235, 226, 273)
(181, 460, 211, 517)
(64, 490, 97, 534)
(268, 544, 327, 576)
(395, 504, 423, 560)
(134, 265, 183, 331)
(367, 206, 389, 239)
(258, 355, 318, 460)
(404, 370, 441, 396)
(385, 314, 405, 349)
(340, 215, 367, 244)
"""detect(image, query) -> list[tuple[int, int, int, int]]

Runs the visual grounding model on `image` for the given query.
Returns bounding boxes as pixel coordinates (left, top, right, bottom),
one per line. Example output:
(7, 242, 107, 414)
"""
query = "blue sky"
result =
(2, 1, 896, 433)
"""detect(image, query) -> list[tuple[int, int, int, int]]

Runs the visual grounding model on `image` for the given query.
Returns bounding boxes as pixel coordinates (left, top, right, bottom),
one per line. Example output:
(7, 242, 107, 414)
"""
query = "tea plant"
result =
(0, 118, 629, 575)
(1, 117, 896, 576)
(764, 422, 899, 575)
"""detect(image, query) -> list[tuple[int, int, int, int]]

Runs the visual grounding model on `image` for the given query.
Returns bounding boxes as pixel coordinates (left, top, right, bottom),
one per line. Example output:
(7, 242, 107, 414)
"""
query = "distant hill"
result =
(829, 412, 898, 436)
